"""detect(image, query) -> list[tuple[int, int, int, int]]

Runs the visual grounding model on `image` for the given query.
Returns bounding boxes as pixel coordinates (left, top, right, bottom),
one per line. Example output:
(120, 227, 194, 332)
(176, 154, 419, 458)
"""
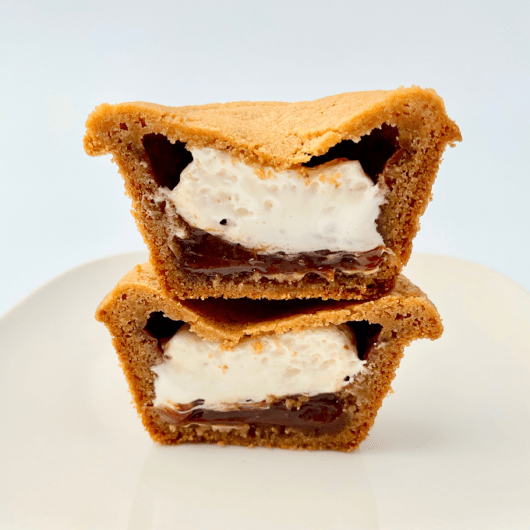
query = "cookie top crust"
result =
(84, 87, 461, 169)
(96, 262, 443, 347)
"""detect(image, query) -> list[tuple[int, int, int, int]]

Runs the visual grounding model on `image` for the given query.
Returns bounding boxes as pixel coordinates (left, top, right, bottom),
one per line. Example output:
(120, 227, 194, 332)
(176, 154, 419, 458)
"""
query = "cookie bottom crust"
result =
(154, 249, 402, 301)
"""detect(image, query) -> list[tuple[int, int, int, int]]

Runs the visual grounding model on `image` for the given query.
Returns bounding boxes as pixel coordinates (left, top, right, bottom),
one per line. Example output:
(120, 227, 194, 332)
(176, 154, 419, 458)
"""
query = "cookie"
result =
(96, 262, 443, 451)
(85, 87, 460, 300)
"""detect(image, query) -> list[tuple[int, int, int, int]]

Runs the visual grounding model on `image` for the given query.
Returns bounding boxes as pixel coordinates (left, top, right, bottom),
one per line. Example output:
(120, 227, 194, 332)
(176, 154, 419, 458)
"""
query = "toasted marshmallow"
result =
(157, 147, 385, 253)
(152, 324, 365, 410)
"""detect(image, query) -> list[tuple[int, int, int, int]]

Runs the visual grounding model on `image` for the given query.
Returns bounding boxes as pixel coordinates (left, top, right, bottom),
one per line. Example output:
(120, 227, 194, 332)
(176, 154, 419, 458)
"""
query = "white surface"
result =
(0, 252, 529, 530)
(154, 323, 364, 409)
(1, 0, 530, 317)
(165, 147, 384, 253)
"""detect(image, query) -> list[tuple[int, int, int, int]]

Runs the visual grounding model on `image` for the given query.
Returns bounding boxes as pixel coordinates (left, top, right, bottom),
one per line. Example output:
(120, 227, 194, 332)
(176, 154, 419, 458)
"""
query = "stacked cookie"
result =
(85, 87, 460, 451)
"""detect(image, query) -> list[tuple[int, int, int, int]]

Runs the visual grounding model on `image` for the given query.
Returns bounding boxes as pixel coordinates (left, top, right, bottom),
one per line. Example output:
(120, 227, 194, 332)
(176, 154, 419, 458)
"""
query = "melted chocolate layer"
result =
(156, 393, 347, 436)
(175, 223, 386, 278)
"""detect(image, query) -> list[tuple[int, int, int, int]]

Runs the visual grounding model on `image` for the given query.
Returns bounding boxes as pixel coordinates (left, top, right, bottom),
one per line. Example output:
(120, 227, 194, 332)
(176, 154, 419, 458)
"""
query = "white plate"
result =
(0, 253, 529, 530)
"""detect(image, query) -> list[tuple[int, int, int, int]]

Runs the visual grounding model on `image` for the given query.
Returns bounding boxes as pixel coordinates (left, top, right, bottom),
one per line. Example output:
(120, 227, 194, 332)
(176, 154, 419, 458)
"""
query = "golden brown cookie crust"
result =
(85, 87, 461, 300)
(96, 262, 443, 451)
(84, 88, 460, 167)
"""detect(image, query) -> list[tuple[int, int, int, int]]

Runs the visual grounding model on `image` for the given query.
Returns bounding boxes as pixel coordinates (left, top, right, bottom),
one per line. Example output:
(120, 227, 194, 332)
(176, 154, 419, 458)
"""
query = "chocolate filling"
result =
(156, 393, 347, 436)
(175, 222, 386, 278)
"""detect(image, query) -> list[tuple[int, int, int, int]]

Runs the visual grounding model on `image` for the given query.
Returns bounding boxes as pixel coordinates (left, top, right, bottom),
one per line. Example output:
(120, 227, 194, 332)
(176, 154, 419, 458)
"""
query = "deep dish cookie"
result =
(95, 262, 443, 451)
(85, 87, 460, 300)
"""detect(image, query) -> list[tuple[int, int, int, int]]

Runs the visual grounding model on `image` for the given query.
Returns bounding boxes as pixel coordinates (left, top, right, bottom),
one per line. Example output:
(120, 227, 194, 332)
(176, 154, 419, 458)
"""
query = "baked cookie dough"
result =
(85, 87, 460, 300)
(96, 262, 443, 451)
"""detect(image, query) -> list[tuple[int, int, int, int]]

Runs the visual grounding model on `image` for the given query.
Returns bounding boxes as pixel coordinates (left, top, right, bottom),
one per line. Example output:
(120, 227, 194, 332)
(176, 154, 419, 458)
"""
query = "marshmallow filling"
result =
(145, 312, 382, 435)
(142, 126, 399, 279)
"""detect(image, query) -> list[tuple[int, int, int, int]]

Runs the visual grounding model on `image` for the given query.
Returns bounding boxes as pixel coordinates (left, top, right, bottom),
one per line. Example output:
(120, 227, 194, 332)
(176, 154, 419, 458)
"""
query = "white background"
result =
(1, 0, 529, 317)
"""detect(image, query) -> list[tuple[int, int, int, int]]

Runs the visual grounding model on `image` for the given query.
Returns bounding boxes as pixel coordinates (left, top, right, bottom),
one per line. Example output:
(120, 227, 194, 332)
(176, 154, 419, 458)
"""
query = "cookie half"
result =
(85, 87, 460, 300)
(96, 262, 443, 451)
